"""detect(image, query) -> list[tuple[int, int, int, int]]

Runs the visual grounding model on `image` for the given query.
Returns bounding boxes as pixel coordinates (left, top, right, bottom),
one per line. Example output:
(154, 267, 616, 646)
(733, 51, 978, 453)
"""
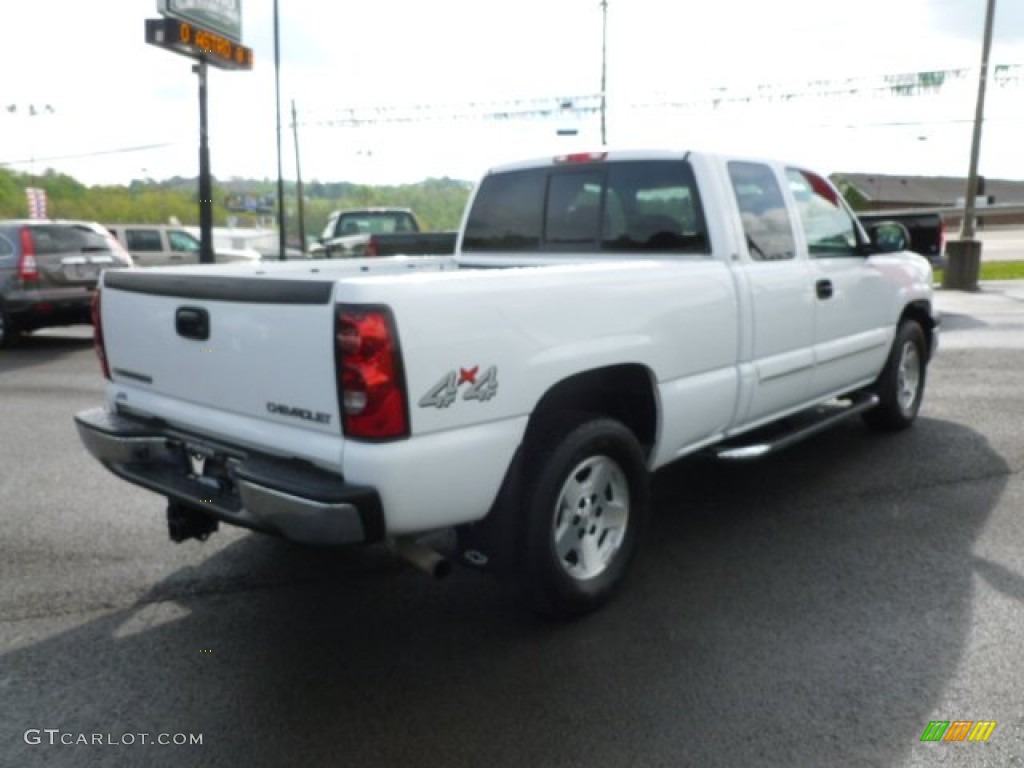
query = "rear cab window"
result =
(462, 159, 709, 255)
(335, 211, 417, 236)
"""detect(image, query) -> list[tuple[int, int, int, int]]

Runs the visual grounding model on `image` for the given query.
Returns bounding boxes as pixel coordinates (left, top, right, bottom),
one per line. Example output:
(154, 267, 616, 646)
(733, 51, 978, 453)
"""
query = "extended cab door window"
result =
(728, 162, 796, 262)
(786, 168, 861, 257)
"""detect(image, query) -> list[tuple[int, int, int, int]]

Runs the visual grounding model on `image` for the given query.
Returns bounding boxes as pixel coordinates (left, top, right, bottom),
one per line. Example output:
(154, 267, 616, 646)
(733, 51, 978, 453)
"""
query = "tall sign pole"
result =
(196, 61, 214, 263)
(146, 2, 252, 266)
(274, 0, 287, 260)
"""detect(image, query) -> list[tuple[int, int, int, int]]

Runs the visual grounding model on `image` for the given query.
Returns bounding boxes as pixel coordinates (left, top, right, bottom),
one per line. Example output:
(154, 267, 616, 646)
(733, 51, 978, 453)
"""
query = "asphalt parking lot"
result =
(1, 283, 1022, 768)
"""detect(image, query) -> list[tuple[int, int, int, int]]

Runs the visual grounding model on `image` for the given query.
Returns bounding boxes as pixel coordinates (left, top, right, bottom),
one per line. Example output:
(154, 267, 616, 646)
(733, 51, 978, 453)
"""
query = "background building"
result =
(833, 172, 1024, 227)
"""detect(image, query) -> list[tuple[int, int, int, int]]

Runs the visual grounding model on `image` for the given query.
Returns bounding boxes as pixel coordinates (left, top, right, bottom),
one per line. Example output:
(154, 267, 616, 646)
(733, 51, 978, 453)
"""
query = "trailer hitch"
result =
(167, 500, 219, 543)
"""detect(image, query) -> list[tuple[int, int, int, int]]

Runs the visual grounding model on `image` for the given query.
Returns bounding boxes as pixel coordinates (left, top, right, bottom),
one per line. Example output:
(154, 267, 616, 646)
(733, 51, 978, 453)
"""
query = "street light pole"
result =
(945, 0, 997, 290)
(274, 0, 286, 260)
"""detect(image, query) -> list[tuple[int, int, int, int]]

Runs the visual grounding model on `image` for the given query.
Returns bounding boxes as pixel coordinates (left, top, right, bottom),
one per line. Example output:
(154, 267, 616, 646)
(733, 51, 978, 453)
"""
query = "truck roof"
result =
(483, 149, 692, 175)
(335, 207, 414, 214)
(481, 148, 817, 175)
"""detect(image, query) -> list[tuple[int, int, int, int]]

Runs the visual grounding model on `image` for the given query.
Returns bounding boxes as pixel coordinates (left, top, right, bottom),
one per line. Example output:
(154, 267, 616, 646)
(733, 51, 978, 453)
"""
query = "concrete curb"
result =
(934, 280, 1024, 349)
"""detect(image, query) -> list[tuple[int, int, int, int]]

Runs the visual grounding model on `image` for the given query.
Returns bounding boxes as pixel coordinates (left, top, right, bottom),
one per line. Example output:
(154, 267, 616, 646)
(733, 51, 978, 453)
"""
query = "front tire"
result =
(863, 320, 928, 432)
(521, 414, 650, 618)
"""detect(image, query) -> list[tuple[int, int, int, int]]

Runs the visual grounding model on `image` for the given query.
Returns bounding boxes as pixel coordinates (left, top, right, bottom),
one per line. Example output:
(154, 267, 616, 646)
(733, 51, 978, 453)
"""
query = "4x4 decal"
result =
(419, 366, 499, 408)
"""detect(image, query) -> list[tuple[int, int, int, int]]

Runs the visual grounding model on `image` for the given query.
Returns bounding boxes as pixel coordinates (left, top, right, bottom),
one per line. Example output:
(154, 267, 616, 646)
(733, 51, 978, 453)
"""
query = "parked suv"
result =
(106, 224, 260, 266)
(0, 220, 132, 346)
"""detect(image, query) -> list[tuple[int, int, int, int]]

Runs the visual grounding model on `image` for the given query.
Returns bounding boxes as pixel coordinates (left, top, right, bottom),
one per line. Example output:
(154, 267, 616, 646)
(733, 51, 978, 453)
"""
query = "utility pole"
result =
(945, 0, 997, 291)
(600, 0, 608, 145)
(274, 0, 287, 260)
(292, 99, 306, 255)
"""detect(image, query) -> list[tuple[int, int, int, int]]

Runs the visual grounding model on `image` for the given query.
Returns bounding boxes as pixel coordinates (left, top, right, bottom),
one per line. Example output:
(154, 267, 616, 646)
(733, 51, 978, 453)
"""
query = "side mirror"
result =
(866, 221, 911, 253)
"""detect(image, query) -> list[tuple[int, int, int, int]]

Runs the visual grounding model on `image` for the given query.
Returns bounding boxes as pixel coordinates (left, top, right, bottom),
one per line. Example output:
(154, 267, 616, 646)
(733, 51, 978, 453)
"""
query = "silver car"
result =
(0, 220, 133, 347)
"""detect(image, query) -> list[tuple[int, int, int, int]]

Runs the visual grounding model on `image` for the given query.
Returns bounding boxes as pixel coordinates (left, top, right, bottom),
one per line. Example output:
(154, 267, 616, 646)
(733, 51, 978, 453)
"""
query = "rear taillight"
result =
(335, 305, 409, 440)
(92, 289, 111, 380)
(18, 227, 39, 281)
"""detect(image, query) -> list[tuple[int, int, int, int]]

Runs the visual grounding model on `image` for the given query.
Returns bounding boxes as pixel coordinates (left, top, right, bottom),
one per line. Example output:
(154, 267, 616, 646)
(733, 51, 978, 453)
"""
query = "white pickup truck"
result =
(75, 149, 938, 617)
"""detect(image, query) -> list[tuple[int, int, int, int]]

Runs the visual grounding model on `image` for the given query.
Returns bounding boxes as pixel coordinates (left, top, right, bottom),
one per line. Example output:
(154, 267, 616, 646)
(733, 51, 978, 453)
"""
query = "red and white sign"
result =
(26, 187, 47, 219)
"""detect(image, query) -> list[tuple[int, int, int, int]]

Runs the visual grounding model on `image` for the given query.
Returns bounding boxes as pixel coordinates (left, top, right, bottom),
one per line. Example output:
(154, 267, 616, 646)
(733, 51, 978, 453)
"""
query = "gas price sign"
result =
(145, 17, 253, 70)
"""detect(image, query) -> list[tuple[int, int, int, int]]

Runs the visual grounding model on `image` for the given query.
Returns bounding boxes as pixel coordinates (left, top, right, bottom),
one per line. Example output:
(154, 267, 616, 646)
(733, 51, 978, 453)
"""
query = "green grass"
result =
(934, 260, 1024, 284)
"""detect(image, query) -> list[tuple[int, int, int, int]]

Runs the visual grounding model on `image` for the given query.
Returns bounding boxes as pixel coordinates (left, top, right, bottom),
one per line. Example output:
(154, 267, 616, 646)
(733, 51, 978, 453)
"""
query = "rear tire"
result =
(521, 413, 650, 618)
(863, 320, 927, 432)
(0, 309, 19, 348)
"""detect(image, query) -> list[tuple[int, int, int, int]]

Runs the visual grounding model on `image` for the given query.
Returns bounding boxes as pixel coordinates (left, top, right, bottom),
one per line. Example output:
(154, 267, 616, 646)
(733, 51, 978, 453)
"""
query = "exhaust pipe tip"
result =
(392, 537, 452, 580)
(432, 558, 453, 580)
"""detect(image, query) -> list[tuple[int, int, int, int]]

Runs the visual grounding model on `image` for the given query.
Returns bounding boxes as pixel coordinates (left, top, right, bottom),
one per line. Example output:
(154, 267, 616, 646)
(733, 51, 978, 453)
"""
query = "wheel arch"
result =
(899, 300, 937, 361)
(456, 363, 659, 573)
(524, 363, 659, 460)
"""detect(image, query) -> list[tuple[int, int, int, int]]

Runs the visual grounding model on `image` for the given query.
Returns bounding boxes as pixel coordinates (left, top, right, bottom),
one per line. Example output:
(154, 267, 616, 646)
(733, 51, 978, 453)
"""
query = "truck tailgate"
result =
(100, 270, 340, 440)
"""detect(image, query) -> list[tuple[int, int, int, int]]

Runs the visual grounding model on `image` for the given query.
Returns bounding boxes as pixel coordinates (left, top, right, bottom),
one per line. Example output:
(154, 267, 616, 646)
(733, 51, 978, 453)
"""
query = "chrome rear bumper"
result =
(74, 407, 383, 545)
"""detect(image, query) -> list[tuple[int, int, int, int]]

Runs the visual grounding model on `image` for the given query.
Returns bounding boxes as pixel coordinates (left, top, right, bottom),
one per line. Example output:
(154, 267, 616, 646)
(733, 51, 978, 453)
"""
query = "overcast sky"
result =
(3, 0, 1024, 187)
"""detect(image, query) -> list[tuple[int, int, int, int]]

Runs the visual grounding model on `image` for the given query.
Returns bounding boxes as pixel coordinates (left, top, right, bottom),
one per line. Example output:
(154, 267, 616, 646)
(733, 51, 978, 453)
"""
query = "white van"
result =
(106, 225, 260, 267)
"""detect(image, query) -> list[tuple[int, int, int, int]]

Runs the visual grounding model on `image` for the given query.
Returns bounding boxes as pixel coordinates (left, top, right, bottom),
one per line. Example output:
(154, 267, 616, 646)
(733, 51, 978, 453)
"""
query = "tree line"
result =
(0, 166, 884, 242)
(0, 167, 474, 241)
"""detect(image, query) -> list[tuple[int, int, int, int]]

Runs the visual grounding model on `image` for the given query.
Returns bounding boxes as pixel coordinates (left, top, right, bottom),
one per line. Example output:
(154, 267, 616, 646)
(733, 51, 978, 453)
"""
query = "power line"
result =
(630, 65, 1024, 111)
(0, 142, 179, 167)
(300, 94, 603, 128)
(295, 64, 1024, 130)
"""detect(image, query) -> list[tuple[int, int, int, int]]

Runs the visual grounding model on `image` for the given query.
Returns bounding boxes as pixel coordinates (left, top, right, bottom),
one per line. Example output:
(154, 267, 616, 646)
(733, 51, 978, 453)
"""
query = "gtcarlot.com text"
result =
(24, 729, 203, 747)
